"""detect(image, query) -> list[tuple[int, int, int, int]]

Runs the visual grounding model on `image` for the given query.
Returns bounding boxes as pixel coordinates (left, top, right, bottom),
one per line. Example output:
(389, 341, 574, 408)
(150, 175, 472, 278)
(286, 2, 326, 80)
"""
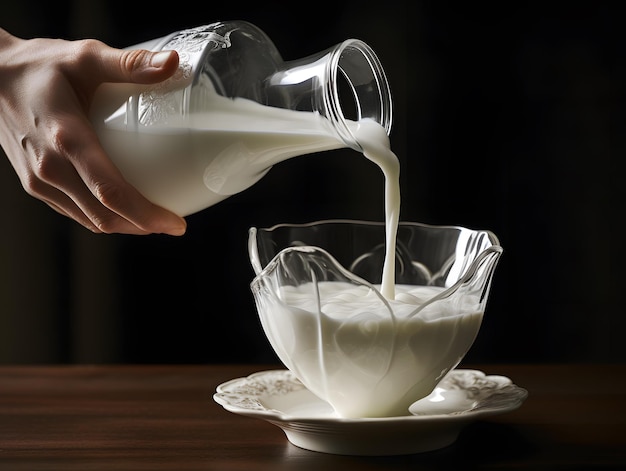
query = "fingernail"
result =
(150, 50, 173, 68)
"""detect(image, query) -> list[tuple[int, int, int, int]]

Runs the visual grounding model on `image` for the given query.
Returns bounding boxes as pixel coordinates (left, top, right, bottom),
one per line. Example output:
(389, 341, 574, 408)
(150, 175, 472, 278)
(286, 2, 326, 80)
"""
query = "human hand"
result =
(0, 28, 187, 235)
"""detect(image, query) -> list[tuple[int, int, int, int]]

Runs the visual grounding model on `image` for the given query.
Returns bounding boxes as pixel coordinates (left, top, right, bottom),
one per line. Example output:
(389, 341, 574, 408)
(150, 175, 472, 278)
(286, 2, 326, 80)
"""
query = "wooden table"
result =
(0, 364, 624, 470)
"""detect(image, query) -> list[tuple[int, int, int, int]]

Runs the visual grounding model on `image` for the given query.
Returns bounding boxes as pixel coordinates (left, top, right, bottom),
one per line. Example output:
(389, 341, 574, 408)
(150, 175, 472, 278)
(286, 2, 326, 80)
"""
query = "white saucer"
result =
(213, 368, 528, 456)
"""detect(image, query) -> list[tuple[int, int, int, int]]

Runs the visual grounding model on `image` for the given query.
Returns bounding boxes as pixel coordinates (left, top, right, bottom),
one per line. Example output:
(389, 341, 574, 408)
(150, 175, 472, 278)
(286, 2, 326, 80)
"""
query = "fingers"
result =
(55, 117, 188, 235)
(127, 49, 180, 83)
(38, 183, 151, 235)
(19, 112, 186, 235)
(96, 45, 180, 85)
(36, 187, 105, 234)
(15, 147, 142, 235)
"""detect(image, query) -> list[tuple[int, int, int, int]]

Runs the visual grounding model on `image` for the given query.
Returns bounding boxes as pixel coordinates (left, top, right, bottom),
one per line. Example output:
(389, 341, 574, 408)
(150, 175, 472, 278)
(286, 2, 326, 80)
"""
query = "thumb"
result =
(103, 48, 179, 85)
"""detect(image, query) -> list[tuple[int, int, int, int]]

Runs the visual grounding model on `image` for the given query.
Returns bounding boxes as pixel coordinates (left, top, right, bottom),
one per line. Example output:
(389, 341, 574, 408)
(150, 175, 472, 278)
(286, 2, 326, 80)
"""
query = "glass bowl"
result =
(248, 219, 503, 418)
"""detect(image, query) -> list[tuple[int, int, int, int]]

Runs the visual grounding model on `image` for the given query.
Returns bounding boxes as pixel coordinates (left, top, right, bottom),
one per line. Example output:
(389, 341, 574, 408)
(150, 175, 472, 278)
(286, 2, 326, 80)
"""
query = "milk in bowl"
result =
(249, 220, 502, 418)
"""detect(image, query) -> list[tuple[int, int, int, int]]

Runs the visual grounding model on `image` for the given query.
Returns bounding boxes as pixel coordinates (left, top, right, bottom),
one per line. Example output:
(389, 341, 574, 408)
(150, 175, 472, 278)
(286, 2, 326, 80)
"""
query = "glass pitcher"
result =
(90, 21, 393, 216)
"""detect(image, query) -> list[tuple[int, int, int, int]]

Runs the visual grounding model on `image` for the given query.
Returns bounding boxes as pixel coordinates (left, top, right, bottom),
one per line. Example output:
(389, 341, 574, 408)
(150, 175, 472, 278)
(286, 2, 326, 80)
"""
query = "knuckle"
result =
(31, 146, 63, 184)
(85, 192, 125, 234)
(92, 180, 126, 214)
(21, 172, 47, 198)
(90, 212, 119, 234)
(68, 39, 103, 66)
(49, 122, 75, 152)
(32, 126, 75, 182)
(120, 49, 148, 72)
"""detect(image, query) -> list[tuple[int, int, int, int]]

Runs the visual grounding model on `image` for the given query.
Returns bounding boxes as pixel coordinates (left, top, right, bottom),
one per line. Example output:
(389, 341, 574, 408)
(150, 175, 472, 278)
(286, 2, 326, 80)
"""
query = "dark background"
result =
(0, 1, 616, 364)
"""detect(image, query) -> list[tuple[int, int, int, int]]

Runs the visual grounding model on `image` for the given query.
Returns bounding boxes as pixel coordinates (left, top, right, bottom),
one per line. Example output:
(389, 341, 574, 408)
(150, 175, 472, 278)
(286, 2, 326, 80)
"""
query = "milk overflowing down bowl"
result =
(249, 220, 502, 418)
